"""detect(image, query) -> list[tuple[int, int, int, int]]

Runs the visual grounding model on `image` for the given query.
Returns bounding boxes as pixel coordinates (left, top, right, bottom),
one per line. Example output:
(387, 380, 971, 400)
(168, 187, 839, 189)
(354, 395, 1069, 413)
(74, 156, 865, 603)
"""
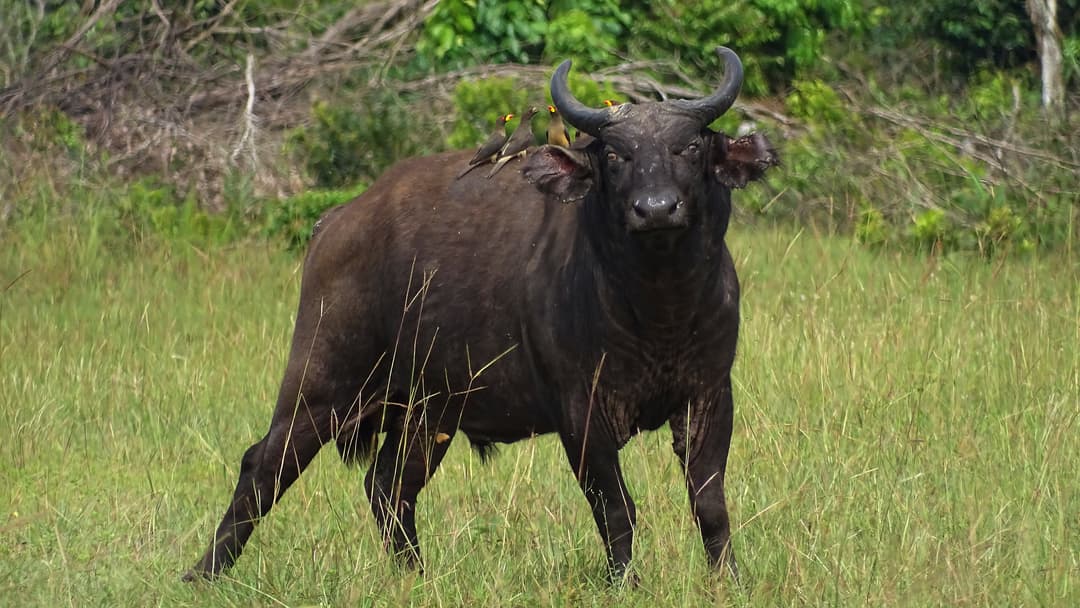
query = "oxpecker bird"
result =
(486, 107, 539, 178)
(457, 113, 514, 179)
(545, 105, 571, 147)
(572, 100, 623, 149)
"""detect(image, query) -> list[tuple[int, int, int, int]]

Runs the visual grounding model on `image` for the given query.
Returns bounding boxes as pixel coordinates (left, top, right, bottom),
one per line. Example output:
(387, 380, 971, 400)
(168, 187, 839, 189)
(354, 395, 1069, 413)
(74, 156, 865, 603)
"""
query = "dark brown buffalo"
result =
(185, 47, 777, 583)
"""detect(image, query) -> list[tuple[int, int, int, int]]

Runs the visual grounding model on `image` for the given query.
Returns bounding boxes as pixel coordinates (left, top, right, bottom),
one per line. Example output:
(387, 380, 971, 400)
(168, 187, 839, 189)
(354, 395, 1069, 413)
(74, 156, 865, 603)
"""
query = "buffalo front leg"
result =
(559, 408, 637, 582)
(364, 414, 455, 570)
(670, 383, 738, 579)
(183, 380, 335, 581)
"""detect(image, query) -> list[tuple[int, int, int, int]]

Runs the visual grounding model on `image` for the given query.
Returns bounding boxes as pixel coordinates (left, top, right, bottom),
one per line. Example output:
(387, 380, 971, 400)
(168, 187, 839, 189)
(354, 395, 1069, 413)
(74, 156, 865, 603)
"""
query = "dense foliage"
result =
(0, 0, 1076, 255)
(894, 0, 1080, 73)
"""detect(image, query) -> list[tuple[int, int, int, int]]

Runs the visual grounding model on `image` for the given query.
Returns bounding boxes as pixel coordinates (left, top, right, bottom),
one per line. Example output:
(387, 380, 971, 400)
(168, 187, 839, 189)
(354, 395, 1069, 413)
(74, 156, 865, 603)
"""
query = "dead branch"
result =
(182, 0, 241, 53)
(39, 0, 124, 73)
(857, 105, 1080, 171)
(855, 104, 1058, 207)
(231, 53, 258, 168)
(303, 0, 421, 58)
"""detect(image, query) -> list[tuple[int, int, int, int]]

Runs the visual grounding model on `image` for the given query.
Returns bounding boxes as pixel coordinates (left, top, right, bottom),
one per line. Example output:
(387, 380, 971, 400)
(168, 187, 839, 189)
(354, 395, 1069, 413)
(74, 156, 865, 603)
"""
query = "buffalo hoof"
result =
(181, 568, 212, 583)
(389, 547, 424, 574)
(608, 564, 640, 588)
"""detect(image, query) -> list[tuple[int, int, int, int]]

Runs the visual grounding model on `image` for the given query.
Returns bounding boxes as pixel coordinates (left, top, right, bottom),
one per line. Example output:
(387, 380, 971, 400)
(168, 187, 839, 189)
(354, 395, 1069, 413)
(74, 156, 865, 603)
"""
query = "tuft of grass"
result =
(1, 215, 1077, 606)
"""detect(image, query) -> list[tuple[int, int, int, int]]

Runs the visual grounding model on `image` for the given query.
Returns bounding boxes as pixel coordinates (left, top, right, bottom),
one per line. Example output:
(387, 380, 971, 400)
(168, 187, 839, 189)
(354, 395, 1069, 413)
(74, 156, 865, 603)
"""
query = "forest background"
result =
(0, 0, 1077, 253)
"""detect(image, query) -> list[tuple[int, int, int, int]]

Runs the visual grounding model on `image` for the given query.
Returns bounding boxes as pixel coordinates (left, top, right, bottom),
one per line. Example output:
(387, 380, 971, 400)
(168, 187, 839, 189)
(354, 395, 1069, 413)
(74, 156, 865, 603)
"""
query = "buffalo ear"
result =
(522, 145, 594, 203)
(711, 132, 779, 189)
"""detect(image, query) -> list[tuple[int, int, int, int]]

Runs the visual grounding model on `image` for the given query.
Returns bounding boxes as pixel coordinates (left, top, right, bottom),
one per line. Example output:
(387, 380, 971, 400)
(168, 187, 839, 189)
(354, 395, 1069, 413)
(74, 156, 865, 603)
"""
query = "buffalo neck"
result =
(575, 187, 732, 337)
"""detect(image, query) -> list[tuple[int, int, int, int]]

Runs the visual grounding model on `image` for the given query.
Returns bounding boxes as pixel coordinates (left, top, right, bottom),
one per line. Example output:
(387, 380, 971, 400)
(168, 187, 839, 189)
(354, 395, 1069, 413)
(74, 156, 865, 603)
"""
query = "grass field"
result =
(1, 217, 1077, 607)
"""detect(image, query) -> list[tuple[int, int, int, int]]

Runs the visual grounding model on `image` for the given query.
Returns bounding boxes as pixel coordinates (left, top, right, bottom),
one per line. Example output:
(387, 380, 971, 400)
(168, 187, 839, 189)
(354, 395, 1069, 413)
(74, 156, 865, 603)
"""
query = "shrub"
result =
(855, 206, 889, 246)
(542, 1, 631, 68)
(634, 0, 865, 94)
(448, 74, 619, 150)
(288, 91, 428, 188)
(448, 77, 535, 150)
(762, 71, 1078, 255)
(263, 183, 367, 250)
(416, 0, 631, 71)
(115, 177, 241, 244)
(416, 0, 549, 68)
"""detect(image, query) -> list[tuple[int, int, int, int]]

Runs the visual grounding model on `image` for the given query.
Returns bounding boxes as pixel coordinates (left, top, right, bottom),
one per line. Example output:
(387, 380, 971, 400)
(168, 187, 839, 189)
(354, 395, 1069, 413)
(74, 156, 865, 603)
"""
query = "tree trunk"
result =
(1025, 0, 1064, 117)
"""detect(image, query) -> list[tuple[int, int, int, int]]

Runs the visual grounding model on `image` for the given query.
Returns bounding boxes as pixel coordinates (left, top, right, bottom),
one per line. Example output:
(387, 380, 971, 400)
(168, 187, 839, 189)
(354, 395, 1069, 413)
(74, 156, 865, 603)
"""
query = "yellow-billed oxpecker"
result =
(457, 113, 514, 179)
(486, 107, 540, 178)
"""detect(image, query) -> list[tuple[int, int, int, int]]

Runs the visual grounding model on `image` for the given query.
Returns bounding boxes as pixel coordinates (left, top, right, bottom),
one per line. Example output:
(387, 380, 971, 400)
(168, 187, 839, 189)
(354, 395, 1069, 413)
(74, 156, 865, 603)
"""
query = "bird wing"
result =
(469, 131, 509, 165)
(498, 126, 533, 158)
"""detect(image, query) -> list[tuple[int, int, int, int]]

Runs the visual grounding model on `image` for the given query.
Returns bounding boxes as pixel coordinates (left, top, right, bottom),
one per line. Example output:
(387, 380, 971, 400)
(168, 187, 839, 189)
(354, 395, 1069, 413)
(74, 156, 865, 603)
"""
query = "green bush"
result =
(764, 71, 1077, 255)
(855, 206, 889, 246)
(263, 183, 367, 250)
(416, 0, 549, 68)
(786, 79, 860, 135)
(542, 1, 631, 68)
(115, 178, 241, 244)
(288, 91, 428, 188)
(4, 173, 245, 253)
(872, 1, 1079, 81)
(1066, 35, 1080, 86)
(416, 0, 631, 71)
(448, 77, 535, 149)
(418, 0, 865, 93)
(11, 108, 87, 157)
(976, 205, 1033, 255)
(634, 0, 865, 94)
(910, 208, 951, 250)
(448, 74, 618, 150)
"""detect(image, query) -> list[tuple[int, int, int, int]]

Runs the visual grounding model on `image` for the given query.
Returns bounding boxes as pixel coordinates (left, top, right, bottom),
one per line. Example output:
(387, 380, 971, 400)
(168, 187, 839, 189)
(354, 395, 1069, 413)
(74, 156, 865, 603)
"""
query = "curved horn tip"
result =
(549, 57, 609, 136)
(715, 47, 741, 68)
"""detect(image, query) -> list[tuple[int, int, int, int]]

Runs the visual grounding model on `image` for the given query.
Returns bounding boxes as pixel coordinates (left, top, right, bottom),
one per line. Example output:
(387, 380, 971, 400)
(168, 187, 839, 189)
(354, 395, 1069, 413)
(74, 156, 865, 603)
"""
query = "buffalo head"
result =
(526, 47, 777, 238)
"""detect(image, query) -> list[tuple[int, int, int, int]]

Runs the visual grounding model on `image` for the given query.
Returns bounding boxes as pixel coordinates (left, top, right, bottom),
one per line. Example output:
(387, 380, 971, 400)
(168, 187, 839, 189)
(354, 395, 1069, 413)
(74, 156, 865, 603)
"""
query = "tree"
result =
(1025, 0, 1065, 116)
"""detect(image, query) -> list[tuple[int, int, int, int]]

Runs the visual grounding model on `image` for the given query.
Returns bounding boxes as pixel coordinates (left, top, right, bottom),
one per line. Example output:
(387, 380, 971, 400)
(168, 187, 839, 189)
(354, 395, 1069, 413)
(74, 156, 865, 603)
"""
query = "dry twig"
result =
(231, 53, 258, 169)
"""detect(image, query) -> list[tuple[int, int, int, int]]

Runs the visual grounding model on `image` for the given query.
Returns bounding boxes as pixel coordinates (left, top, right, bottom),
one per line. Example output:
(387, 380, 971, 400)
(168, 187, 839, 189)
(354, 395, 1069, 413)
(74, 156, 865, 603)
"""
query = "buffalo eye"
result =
(605, 149, 628, 174)
(679, 141, 701, 157)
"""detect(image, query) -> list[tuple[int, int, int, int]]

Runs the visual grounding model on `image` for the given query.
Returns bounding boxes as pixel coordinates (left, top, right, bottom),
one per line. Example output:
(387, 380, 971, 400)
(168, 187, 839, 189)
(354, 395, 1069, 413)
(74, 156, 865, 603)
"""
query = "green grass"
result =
(1, 218, 1077, 606)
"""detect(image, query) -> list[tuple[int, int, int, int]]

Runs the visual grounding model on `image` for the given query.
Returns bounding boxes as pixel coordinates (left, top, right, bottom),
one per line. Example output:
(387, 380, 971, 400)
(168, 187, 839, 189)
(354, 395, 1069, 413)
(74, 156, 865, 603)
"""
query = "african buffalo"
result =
(185, 47, 777, 583)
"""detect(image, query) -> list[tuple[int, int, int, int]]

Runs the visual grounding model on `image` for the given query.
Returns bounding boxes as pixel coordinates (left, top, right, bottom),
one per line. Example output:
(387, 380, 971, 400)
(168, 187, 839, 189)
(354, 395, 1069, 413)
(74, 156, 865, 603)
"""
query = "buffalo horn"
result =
(670, 47, 744, 126)
(550, 60, 612, 137)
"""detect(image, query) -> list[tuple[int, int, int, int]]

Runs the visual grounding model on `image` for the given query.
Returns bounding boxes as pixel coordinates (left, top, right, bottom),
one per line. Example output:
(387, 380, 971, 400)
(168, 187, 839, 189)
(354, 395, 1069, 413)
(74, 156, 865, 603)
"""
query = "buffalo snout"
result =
(629, 188, 687, 231)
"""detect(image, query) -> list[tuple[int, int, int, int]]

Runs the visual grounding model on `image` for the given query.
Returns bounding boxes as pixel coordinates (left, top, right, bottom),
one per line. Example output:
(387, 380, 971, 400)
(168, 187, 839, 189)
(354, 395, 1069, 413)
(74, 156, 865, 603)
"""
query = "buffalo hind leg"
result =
(671, 382, 738, 580)
(365, 412, 455, 570)
(559, 411, 637, 583)
(183, 375, 338, 581)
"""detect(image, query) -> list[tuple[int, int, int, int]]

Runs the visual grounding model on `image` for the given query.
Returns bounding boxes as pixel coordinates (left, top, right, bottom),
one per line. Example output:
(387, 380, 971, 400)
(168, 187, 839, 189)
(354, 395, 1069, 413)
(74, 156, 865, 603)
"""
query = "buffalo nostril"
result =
(631, 195, 681, 223)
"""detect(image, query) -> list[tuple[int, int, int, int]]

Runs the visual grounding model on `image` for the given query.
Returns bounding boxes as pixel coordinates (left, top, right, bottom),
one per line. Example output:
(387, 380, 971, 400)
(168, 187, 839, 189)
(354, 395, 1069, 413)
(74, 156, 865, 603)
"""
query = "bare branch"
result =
(857, 105, 1080, 171)
(231, 53, 258, 168)
(183, 0, 242, 53)
(31, 0, 123, 77)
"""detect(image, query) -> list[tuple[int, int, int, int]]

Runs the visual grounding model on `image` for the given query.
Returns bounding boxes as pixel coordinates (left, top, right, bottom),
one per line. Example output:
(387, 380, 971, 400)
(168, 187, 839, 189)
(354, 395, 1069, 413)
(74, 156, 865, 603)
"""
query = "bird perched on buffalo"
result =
(456, 113, 514, 179)
(565, 100, 626, 150)
(545, 105, 570, 147)
(571, 101, 622, 149)
(486, 106, 539, 178)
